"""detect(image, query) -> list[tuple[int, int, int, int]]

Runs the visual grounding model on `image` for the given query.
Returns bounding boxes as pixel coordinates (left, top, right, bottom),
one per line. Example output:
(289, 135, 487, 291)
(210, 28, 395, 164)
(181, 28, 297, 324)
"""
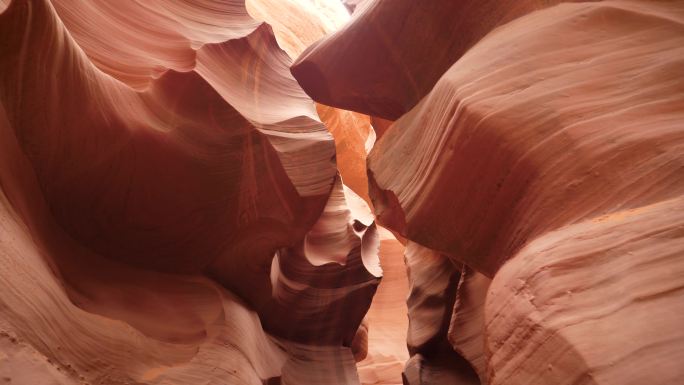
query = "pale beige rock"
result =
(51, 0, 260, 89)
(249, 0, 375, 202)
(486, 198, 684, 385)
(449, 267, 492, 382)
(357, 239, 409, 385)
(246, 0, 350, 60)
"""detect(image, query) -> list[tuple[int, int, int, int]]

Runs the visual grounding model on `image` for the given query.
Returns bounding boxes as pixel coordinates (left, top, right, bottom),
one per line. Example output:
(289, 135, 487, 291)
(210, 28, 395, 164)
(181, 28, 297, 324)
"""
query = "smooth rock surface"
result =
(368, 0, 684, 276)
(0, 0, 379, 384)
(292, 0, 572, 120)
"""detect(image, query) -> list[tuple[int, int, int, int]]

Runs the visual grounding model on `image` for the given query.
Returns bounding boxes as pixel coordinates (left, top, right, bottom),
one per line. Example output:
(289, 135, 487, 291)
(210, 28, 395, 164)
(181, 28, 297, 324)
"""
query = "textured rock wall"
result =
(293, 0, 684, 384)
(291, 0, 581, 120)
(2, 0, 683, 384)
(0, 0, 382, 384)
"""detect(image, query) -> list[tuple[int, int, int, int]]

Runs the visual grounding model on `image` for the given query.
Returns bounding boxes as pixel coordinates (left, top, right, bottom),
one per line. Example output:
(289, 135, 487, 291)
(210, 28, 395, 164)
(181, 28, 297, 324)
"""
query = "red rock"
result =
(366, 1, 684, 383)
(291, 0, 573, 120)
(0, 0, 379, 384)
(3, 0, 684, 384)
(486, 198, 684, 385)
(403, 243, 479, 385)
(368, 0, 684, 276)
(449, 267, 491, 382)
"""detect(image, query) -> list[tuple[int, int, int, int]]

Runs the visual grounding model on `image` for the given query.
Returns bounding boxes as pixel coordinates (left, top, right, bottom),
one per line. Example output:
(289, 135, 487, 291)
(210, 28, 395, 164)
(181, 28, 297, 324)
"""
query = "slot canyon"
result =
(1, 0, 683, 384)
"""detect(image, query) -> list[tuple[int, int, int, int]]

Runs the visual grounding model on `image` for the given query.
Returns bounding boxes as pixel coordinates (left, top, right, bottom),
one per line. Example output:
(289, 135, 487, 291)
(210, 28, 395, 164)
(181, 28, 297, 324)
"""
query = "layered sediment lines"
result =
(362, 1, 684, 383)
(1, 0, 381, 384)
(289, 0, 684, 383)
(247, 0, 376, 201)
(3, 0, 684, 384)
(369, 1, 684, 276)
(486, 197, 684, 385)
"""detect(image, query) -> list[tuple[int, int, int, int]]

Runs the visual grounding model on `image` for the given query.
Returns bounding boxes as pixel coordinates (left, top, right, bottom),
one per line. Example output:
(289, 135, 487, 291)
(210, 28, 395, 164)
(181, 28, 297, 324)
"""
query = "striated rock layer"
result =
(368, 0, 684, 276)
(3, 0, 684, 384)
(362, 1, 684, 384)
(486, 197, 684, 385)
(247, 0, 376, 203)
(449, 267, 491, 383)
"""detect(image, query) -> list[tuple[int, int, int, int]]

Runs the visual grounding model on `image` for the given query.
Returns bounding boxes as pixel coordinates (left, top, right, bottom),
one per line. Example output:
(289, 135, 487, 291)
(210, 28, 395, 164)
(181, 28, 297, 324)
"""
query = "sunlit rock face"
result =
(2, 0, 684, 385)
(247, 0, 376, 204)
(357, 238, 409, 385)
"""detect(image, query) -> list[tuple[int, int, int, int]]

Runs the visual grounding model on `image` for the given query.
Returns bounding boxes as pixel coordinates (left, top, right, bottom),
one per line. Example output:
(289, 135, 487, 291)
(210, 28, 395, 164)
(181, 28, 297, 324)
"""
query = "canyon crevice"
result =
(1, 0, 683, 384)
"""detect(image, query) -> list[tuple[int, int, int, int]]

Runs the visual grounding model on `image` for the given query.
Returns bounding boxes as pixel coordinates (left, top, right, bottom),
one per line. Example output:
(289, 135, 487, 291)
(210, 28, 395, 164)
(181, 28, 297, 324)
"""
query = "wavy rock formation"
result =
(362, 1, 684, 384)
(486, 197, 684, 385)
(357, 238, 409, 385)
(405, 243, 460, 355)
(1, 0, 381, 384)
(50, 0, 260, 89)
(1, 99, 286, 385)
(368, 0, 684, 276)
(248, 0, 376, 202)
(3, 0, 684, 384)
